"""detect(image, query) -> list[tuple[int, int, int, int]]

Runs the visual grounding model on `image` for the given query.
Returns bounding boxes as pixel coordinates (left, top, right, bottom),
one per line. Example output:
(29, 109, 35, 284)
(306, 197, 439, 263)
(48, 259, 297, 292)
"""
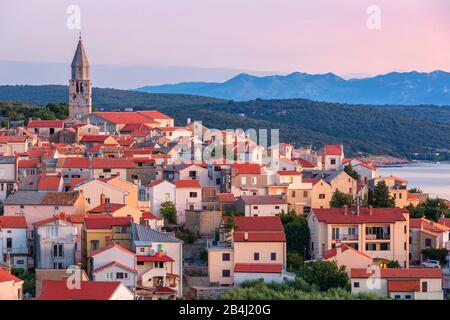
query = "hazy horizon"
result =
(1, 0, 450, 88)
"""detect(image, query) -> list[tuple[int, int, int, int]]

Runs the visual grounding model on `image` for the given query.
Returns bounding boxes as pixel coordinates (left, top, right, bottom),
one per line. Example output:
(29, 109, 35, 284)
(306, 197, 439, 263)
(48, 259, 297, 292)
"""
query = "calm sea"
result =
(378, 162, 450, 200)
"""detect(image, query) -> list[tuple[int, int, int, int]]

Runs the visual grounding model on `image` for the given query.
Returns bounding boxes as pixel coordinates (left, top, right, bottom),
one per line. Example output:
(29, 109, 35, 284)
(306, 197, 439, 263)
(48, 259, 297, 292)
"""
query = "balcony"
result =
(332, 234, 359, 241)
(3, 247, 28, 254)
(365, 233, 390, 240)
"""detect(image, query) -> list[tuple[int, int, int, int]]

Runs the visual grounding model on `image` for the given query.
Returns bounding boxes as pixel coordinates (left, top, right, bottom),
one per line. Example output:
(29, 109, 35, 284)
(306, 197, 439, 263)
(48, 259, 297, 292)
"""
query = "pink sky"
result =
(1, 0, 450, 78)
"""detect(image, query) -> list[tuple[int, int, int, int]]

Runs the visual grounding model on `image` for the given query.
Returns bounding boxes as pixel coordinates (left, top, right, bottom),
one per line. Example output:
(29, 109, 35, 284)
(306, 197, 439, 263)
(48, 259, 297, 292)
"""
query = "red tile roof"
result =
(324, 144, 343, 156)
(232, 163, 261, 174)
(277, 170, 301, 176)
(60, 158, 91, 169)
(387, 280, 420, 292)
(438, 217, 450, 228)
(0, 136, 27, 143)
(173, 179, 201, 188)
(37, 175, 61, 191)
(233, 231, 286, 242)
(351, 268, 442, 279)
(145, 179, 168, 188)
(80, 135, 113, 143)
(312, 207, 407, 224)
(141, 211, 157, 220)
(234, 263, 283, 273)
(223, 216, 284, 232)
(0, 216, 27, 229)
(93, 112, 159, 125)
(323, 243, 372, 260)
(303, 178, 323, 186)
(91, 242, 135, 257)
(293, 157, 316, 168)
(39, 280, 122, 300)
(0, 268, 23, 284)
(239, 195, 287, 205)
(28, 120, 64, 128)
(217, 193, 236, 203)
(92, 158, 137, 169)
(84, 216, 132, 229)
(410, 218, 449, 234)
(18, 159, 38, 168)
(136, 255, 174, 262)
(154, 286, 177, 294)
(88, 203, 126, 214)
(92, 261, 137, 274)
(137, 110, 173, 120)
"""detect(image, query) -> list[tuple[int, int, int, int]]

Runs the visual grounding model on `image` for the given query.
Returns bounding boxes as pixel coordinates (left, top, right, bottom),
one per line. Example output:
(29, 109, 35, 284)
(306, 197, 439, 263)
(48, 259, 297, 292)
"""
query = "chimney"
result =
(343, 204, 348, 215)
(369, 205, 373, 215)
(59, 212, 66, 221)
(244, 232, 249, 241)
(100, 193, 106, 205)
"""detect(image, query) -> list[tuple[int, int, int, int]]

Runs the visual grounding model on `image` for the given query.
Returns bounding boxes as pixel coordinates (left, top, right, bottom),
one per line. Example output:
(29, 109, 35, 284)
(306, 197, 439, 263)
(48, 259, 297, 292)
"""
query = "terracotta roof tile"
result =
(39, 280, 122, 300)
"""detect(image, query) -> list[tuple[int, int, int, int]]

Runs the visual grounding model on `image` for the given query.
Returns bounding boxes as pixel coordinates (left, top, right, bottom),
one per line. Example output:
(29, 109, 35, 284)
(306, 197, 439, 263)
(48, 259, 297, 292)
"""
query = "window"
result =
(275, 206, 280, 210)
(53, 262, 63, 269)
(422, 282, 427, 292)
(270, 252, 276, 261)
(222, 270, 231, 277)
(380, 243, 390, 251)
(425, 238, 432, 247)
(16, 260, 24, 265)
(366, 243, 376, 251)
(222, 253, 230, 261)
(241, 177, 247, 185)
(216, 178, 221, 185)
(303, 191, 308, 197)
(53, 244, 63, 258)
(137, 261, 144, 266)
(105, 272, 114, 280)
(405, 295, 411, 300)
(189, 192, 198, 198)
(116, 272, 127, 279)
(319, 194, 326, 199)
(330, 159, 336, 165)
(253, 205, 258, 210)
(399, 193, 402, 199)
(91, 240, 99, 251)
(404, 242, 407, 250)
(254, 252, 260, 261)
(165, 193, 170, 201)
(251, 177, 257, 185)
(189, 171, 196, 178)
(348, 227, 356, 235)
(103, 169, 111, 173)
(86, 198, 91, 205)
(49, 226, 59, 238)
(353, 282, 360, 288)
(140, 248, 145, 253)
(394, 295, 401, 300)
(404, 225, 407, 233)
(291, 191, 296, 197)
(6, 238, 12, 249)
(155, 262, 164, 268)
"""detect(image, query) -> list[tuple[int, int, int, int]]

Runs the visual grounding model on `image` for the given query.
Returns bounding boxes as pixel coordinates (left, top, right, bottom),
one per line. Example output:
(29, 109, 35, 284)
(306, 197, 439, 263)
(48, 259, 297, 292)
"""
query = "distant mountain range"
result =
(135, 70, 450, 105)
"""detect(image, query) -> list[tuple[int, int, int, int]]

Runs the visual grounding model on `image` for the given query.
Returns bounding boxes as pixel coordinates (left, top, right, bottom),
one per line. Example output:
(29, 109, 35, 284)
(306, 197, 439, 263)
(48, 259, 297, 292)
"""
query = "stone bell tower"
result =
(69, 35, 92, 120)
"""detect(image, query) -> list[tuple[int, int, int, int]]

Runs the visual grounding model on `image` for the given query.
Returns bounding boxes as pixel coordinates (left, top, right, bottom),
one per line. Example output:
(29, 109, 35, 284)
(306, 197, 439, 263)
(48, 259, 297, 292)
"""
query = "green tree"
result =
(421, 248, 449, 265)
(284, 220, 310, 256)
(369, 181, 396, 208)
(160, 201, 177, 225)
(11, 268, 35, 296)
(175, 229, 197, 244)
(344, 164, 359, 181)
(220, 217, 238, 245)
(407, 199, 450, 221)
(287, 252, 304, 272)
(408, 187, 422, 193)
(299, 260, 349, 291)
(386, 260, 401, 268)
(330, 191, 353, 208)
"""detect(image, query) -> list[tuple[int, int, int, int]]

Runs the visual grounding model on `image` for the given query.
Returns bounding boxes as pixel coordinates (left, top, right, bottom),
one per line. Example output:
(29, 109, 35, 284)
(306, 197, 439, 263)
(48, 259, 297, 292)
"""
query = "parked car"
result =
(422, 260, 441, 268)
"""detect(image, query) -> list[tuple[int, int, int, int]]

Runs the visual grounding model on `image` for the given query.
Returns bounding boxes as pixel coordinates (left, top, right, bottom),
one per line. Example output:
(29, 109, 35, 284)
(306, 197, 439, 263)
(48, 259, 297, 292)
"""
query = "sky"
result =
(1, 0, 450, 88)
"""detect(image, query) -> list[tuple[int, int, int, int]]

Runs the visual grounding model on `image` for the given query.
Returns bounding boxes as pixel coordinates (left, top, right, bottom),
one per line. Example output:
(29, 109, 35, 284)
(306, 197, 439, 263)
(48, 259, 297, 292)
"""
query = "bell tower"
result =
(69, 35, 92, 120)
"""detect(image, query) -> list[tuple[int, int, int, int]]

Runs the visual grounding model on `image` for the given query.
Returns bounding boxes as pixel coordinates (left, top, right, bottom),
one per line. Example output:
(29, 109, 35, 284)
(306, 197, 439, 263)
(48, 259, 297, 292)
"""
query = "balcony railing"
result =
(332, 234, 358, 241)
(365, 233, 390, 240)
(3, 247, 28, 254)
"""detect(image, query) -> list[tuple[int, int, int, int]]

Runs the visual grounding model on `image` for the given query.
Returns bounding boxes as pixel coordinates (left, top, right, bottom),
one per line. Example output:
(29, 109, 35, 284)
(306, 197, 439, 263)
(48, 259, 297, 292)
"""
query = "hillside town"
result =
(0, 37, 449, 301)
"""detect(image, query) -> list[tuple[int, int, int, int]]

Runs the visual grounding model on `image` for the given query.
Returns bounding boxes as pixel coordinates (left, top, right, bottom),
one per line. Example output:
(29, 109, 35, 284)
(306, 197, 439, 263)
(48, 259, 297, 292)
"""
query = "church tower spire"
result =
(69, 35, 92, 120)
